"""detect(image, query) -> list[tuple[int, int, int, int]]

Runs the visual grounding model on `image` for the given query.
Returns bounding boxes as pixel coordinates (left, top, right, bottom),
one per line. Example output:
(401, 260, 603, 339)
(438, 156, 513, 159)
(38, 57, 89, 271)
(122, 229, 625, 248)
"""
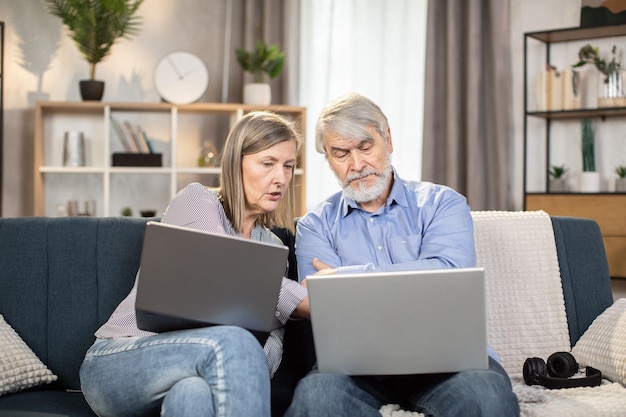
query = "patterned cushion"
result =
(0, 315, 57, 396)
(572, 298, 626, 386)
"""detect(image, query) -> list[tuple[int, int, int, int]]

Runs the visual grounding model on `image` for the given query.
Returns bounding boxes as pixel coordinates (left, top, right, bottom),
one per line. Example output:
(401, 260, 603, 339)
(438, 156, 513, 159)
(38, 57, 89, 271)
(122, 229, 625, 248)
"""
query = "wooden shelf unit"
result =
(34, 101, 307, 217)
(523, 25, 626, 278)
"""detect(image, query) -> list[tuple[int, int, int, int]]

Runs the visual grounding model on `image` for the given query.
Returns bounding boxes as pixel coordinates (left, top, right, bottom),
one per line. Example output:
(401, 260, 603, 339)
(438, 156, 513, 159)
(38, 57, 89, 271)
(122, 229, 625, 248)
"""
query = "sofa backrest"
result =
(0, 216, 149, 390)
(0, 214, 614, 392)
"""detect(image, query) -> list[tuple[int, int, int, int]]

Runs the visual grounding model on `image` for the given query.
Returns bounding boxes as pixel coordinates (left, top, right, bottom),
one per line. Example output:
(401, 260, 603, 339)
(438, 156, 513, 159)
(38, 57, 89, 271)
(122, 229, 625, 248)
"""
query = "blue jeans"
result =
(79, 326, 270, 417)
(284, 357, 519, 417)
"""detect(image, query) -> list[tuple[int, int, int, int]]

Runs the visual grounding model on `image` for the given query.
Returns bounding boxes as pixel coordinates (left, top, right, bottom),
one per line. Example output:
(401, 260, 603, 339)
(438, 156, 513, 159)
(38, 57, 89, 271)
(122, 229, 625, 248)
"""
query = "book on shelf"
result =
(536, 66, 581, 111)
(133, 124, 153, 154)
(110, 115, 135, 152)
(110, 116, 155, 154)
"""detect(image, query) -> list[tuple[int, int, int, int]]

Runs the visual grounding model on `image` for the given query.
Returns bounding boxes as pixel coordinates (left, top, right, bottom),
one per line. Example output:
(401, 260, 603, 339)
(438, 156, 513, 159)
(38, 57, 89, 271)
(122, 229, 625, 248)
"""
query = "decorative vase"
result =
(597, 69, 626, 108)
(549, 178, 567, 193)
(79, 80, 105, 101)
(616, 178, 626, 192)
(580, 171, 601, 192)
(243, 83, 271, 106)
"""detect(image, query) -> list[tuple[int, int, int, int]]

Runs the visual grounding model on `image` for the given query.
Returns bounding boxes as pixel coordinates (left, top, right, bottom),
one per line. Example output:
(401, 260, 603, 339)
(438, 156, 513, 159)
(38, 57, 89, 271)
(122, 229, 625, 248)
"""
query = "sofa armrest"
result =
(551, 216, 614, 346)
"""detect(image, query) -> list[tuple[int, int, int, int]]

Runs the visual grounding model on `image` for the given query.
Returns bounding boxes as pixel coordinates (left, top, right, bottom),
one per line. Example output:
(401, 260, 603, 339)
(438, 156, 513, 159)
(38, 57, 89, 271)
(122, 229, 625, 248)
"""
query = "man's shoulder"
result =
(399, 178, 465, 201)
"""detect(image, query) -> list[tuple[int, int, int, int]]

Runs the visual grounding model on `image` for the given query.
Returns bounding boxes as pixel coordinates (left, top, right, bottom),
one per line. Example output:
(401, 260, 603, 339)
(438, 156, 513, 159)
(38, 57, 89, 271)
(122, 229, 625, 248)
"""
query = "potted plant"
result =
(235, 40, 285, 105)
(47, 0, 144, 101)
(616, 165, 626, 192)
(548, 164, 568, 192)
(580, 118, 600, 192)
(573, 44, 625, 107)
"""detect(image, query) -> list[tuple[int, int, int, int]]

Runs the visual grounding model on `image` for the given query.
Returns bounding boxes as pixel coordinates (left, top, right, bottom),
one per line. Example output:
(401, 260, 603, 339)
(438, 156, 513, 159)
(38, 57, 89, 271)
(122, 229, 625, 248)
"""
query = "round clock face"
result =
(154, 51, 209, 105)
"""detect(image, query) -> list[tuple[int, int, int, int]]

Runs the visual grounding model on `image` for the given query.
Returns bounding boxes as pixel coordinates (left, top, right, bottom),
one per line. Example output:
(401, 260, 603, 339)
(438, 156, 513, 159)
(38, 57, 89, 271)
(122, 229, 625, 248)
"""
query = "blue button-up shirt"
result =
(296, 169, 476, 279)
(296, 169, 500, 361)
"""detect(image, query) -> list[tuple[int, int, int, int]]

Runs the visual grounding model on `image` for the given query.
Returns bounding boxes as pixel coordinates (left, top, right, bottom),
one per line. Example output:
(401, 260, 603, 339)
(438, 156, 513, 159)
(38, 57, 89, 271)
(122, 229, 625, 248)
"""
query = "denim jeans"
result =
(79, 326, 270, 417)
(284, 357, 520, 417)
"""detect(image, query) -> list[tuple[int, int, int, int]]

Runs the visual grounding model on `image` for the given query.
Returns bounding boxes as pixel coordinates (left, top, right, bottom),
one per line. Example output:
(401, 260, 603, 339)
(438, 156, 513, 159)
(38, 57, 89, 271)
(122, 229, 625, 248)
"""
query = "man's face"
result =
(324, 126, 393, 203)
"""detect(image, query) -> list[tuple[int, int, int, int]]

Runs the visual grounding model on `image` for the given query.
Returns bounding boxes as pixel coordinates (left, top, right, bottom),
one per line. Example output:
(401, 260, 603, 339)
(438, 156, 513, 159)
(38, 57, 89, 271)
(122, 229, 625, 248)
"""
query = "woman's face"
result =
(242, 139, 297, 217)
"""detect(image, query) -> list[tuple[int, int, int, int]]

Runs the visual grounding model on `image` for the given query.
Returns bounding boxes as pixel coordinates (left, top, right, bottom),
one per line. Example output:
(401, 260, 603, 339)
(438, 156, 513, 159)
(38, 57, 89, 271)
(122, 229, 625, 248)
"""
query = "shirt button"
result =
(275, 311, 280, 317)
(377, 245, 383, 250)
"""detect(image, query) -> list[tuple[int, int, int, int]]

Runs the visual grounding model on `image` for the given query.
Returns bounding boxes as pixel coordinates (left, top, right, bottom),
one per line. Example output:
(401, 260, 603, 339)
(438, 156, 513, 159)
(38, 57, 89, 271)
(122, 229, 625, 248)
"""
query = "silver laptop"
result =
(135, 221, 288, 334)
(306, 267, 488, 375)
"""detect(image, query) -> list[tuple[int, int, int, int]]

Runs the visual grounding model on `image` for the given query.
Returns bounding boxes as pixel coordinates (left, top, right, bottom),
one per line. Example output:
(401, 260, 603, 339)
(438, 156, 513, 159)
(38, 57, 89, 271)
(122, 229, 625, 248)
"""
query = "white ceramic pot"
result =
(243, 83, 271, 106)
(549, 178, 567, 193)
(616, 178, 626, 192)
(579, 171, 601, 192)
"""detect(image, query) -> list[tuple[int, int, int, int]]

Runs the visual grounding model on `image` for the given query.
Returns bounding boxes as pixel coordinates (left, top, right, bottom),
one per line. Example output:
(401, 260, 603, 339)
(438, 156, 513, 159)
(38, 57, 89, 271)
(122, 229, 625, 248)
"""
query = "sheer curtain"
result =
(298, 0, 428, 210)
(421, 0, 513, 210)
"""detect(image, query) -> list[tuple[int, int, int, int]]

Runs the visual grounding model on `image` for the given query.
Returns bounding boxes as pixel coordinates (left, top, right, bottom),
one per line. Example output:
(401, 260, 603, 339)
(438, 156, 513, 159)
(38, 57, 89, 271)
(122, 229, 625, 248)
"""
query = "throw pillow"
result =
(0, 314, 57, 396)
(572, 298, 626, 386)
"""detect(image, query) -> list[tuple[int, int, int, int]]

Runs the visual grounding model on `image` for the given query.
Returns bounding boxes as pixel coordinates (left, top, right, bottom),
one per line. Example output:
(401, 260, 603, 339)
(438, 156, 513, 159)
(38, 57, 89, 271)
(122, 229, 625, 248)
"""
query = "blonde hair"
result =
(220, 111, 302, 233)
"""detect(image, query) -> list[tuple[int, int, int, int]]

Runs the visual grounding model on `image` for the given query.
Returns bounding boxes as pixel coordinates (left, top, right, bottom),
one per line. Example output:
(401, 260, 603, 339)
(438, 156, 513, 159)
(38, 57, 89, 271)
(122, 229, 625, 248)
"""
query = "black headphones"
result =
(523, 352, 602, 389)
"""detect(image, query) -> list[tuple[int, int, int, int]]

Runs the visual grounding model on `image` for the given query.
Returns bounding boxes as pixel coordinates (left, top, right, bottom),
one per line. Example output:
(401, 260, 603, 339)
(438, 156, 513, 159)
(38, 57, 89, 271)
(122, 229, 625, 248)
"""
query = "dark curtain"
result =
(422, 0, 513, 210)
(234, 0, 299, 105)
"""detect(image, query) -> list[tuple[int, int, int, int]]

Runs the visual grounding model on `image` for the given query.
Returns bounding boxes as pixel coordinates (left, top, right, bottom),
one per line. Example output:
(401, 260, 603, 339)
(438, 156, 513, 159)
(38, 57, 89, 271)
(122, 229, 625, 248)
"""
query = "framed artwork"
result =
(581, 0, 626, 27)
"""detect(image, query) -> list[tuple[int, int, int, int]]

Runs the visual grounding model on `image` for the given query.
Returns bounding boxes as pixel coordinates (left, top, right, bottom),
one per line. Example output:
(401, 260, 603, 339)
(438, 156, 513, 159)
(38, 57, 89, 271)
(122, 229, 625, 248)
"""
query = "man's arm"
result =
(296, 188, 476, 279)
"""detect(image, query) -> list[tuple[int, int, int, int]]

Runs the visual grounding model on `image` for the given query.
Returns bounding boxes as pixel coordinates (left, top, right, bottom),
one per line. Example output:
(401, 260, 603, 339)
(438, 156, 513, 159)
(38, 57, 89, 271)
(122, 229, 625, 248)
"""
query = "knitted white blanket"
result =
(378, 211, 626, 417)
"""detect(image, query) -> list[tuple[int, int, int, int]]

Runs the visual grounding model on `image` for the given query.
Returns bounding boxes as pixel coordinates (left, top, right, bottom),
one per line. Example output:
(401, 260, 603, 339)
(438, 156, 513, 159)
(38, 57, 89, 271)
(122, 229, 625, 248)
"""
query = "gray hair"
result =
(315, 92, 389, 154)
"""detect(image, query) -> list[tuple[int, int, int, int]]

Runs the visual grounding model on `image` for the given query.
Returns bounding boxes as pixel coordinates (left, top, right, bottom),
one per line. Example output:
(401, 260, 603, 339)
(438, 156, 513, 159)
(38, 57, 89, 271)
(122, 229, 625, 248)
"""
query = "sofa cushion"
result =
(0, 390, 96, 416)
(572, 298, 626, 386)
(0, 315, 57, 396)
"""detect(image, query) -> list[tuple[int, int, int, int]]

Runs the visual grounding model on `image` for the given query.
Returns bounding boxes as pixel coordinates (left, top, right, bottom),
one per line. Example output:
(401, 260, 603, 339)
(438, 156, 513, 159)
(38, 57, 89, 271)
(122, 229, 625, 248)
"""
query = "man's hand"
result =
(312, 258, 337, 275)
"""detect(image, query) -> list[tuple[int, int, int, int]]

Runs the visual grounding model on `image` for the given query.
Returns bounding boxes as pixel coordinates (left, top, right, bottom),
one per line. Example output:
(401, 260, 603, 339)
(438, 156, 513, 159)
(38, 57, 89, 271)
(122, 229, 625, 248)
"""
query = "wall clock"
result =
(154, 51, 209, 105)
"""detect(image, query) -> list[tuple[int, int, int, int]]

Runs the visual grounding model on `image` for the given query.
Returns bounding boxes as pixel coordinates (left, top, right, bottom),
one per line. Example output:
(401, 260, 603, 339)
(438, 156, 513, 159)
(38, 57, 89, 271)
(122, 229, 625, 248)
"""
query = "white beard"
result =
(341, 164, 392, 203)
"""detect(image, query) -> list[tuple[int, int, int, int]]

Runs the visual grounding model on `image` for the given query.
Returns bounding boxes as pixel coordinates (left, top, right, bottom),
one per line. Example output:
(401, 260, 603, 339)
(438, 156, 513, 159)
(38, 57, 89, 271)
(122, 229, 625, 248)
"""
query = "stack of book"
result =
(536, 66, 582, 111)
(110, 116, 162, 167)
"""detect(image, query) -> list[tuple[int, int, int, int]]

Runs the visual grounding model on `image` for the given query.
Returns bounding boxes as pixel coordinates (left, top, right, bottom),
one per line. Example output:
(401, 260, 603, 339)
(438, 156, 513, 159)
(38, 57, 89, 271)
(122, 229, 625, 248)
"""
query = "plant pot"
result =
(616, 178, 626, 192)
(580, 171, 601, 192)
(243, 83, 271, 106)
(80, 80, 105, 101)
(549, 178, 567, 193)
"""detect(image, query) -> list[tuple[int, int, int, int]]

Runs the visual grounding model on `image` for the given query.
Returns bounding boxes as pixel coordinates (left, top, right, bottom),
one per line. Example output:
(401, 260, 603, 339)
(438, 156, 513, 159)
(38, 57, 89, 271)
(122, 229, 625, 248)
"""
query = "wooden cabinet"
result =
(526, 194, 626, 278)
(34, 101, 306, 217)
(523, 25, 626, 278)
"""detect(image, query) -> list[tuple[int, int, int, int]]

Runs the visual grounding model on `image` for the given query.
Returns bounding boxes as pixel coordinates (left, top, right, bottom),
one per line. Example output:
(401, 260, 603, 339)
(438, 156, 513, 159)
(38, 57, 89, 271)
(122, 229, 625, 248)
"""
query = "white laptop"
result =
(135, 221, 288, 336)
(306, 267, 488, 375)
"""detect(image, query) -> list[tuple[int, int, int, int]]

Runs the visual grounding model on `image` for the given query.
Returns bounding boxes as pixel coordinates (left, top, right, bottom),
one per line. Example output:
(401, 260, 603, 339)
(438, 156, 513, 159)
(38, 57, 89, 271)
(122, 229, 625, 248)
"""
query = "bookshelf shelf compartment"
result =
(35, 101, 307, 217)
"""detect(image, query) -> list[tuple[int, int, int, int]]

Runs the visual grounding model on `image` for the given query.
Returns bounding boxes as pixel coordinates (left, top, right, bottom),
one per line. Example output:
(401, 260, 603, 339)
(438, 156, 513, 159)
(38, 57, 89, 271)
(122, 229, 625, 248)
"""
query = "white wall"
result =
(2, 0, 621, 215)
(1, 0, 239, 217)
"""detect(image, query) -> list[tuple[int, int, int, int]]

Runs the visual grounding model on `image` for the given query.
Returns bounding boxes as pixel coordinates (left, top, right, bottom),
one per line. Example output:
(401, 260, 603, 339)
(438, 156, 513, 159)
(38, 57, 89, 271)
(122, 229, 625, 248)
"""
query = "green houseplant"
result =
(548, 165, 568, 179)
(580, 118, 600, 192)
(548, 165, 568, 192)
(235, 40, 285, 105)
(616, 165, 626, 192)
(47, 0, 144, 100)
(573, 44, 625, 107)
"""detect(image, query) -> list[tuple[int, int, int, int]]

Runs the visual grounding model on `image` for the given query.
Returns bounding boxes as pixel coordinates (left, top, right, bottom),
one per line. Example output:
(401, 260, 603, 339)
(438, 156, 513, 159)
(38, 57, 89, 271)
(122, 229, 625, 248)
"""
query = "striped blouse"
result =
(94, 182, 307, 377)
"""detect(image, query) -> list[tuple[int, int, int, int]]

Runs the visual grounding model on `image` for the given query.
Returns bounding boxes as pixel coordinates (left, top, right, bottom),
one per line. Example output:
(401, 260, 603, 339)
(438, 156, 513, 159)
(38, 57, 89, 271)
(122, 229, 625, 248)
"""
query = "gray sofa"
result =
(0, 214, 614, 416)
